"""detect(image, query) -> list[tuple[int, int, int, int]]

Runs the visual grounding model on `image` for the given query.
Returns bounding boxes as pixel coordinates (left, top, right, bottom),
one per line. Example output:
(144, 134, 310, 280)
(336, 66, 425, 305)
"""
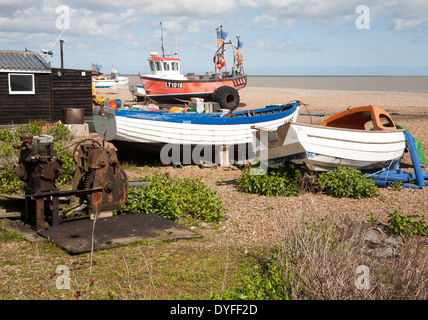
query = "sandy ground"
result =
(94, 86, 428, 245)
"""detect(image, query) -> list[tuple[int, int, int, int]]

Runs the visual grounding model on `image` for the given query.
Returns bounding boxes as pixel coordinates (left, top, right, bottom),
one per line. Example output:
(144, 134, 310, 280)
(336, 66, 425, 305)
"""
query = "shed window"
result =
(8, 74, 35, 94)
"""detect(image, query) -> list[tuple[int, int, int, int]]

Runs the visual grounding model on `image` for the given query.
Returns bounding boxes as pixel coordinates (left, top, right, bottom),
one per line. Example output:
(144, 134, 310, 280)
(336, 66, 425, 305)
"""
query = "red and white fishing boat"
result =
(129, 24, 247, 110)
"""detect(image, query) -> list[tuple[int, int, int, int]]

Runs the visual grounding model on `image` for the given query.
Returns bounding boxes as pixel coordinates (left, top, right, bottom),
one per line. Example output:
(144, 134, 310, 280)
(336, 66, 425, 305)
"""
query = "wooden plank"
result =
(251, 125, 275, 132)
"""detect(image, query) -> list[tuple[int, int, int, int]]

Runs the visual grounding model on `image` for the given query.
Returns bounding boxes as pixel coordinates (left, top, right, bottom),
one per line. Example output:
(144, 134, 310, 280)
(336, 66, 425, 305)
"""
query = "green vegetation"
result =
(317, 166, 378, 199)
(55, 146, 75, 187)
(389, 180, 403, 191)
(237, 163, 301, 196)
(118, 174, 225, 223)
(0, 224, 24, 242)
(0, 165, 25, 195)
(387, 210, 428, 237)
(0, 121, 74, 193)
(367, 210, 428, 237)
(213, 214, 428, 300)
(237, 164, 378, 199)
(211, 247, 291, 300)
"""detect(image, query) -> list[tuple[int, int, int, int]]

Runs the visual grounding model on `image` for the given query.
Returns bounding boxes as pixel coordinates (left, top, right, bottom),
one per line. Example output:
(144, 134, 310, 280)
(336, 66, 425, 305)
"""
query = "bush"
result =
(211, 247, 291, 300)
(216, 216, 428, 300)
(55, 144, 75, 187)
(0, 164, 26, 195)
(0, 121, 73, 192)
(237, 164, 301, 196)
(46, 122, 72, 142)
(118, 174, 225, 223)
(317, 166, 378, 199)
(387, 210, 428, 237)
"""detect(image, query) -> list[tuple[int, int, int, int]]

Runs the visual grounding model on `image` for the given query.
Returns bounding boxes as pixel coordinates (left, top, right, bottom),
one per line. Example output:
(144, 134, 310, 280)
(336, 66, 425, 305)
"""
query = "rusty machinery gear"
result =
(13, 135, 128, 231)
(72, 138, 128, 216)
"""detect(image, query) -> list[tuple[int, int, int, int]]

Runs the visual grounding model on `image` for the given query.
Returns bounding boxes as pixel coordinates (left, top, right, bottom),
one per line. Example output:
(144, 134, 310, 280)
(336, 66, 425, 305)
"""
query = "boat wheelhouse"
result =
(146, 53, 184, 80)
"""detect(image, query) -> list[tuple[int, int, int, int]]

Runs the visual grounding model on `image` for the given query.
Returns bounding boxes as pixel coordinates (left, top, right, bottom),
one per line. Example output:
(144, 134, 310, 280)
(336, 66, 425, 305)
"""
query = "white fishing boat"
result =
(93, 102, 301, 164)
(92, 67, 129, 88)
(257, 106, 406, 172)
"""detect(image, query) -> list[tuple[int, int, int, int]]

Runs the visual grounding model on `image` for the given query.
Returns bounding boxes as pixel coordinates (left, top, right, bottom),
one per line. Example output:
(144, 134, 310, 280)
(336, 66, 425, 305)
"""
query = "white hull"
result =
(261, 123, 406, 172)
(93, 77, 130, 88)
(115, 110, 299, 146)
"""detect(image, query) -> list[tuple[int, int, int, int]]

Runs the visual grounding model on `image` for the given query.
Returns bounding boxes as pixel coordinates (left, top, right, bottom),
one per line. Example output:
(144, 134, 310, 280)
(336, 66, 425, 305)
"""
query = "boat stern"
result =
(129, 84, 147, 98)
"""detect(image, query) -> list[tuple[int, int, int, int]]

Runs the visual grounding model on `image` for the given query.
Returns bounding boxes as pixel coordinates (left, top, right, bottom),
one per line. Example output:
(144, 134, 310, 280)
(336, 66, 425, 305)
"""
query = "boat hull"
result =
(93, 103, 300, 164)
(93, 77, 130, 88)
(261, 122, 406, 172)
(136, 74, 247, 103)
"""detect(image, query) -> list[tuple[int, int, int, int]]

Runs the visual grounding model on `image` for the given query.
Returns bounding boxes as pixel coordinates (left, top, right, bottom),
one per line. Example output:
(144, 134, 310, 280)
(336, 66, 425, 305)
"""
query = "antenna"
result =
(160, 22, 165, 57)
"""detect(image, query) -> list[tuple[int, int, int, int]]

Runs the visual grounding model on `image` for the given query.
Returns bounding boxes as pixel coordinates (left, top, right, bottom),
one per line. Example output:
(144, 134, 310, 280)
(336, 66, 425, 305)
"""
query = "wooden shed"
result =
(0, 50, 92, 125)
(51, 68, 93, 122)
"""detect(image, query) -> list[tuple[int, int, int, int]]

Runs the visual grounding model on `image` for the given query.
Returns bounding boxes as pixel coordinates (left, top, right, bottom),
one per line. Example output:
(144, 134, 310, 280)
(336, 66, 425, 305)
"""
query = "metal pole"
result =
(60, 39, 65, 69)
(160, 22, 165, 57)
(405, 130, 426, 186)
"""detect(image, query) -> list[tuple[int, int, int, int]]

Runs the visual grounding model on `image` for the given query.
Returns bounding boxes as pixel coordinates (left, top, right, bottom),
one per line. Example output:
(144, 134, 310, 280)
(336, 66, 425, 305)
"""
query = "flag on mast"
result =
(237, 37, 243, 49)
(92, 63, 102, 72)
(217, 27, 228, 47)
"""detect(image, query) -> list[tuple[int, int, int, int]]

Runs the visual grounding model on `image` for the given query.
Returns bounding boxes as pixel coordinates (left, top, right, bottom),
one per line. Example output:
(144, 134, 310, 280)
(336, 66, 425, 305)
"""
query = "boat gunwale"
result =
(288, 122, 405, 134)
(114, 103, 299, 125)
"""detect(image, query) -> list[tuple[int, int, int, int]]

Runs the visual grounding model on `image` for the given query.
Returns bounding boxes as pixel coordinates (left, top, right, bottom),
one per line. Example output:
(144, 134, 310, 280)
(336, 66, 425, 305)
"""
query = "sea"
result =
(126, 75, 428, 94)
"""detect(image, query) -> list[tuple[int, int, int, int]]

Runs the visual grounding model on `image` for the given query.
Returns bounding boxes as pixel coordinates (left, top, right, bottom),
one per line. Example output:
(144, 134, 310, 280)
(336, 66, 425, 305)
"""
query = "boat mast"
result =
(214, 26, 219, 74)
(214, 25, 228, 74)
(160, 22, 165, 57)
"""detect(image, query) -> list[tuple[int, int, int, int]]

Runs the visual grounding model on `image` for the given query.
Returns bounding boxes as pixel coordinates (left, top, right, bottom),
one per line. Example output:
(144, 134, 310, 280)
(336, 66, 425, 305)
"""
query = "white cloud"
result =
(1, 0, 428, 65)
(391, 18, 427, 31)
(386, 0, 428, 31)
(253, 0, 360, 27)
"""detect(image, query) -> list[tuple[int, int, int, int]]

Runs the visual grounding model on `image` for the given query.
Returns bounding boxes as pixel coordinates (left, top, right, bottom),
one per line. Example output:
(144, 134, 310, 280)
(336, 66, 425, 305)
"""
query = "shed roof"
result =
(0, 50, 51, 71)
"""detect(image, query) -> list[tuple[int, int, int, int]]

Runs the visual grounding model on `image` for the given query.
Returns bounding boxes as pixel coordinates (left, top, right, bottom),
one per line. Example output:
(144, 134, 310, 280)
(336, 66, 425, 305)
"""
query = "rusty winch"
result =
(14, 134, 128, 231)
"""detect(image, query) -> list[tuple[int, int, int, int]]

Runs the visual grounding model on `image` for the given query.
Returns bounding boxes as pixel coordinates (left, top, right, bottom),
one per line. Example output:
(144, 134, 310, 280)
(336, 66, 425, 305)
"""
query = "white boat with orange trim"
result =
(129, 24, 247, 110)
(257, 106, 406, 172)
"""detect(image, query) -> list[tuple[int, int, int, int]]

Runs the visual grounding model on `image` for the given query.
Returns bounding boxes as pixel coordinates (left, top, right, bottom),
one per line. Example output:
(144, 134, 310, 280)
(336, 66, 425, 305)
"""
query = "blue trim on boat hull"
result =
(113, 103, 299, 125)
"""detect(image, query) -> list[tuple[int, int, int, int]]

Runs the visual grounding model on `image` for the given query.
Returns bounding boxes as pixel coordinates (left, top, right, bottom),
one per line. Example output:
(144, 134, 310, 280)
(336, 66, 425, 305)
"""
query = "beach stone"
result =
(363, 227, 401, 258)
(385, 234, 403, 249)
(364, 228, 385, 243)
(363, 245, 397, 259)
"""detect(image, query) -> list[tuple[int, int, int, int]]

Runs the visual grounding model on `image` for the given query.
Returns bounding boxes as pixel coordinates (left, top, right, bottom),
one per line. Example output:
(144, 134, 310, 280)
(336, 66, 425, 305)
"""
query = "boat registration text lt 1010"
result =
(165, 82, 183, 88)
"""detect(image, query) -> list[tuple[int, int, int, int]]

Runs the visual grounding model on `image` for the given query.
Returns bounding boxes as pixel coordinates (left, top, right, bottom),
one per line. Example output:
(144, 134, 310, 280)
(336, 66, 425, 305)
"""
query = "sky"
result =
(1, 0, 428, 76)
